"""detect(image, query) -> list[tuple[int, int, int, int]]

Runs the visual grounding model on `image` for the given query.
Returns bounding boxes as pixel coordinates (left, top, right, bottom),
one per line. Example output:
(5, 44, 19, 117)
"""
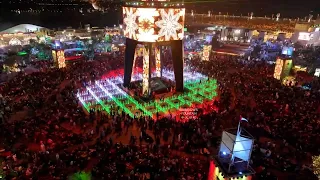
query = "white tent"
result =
(1, 24, 45, 33)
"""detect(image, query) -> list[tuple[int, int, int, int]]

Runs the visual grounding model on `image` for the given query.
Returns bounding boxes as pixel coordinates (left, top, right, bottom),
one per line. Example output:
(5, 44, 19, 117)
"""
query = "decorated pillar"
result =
(155, 45, 161, 77)
(142, 43, 152, 96)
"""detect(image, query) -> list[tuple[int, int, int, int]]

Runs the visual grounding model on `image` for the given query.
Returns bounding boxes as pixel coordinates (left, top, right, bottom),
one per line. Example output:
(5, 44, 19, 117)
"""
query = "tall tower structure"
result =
(122, 0, 185, 96)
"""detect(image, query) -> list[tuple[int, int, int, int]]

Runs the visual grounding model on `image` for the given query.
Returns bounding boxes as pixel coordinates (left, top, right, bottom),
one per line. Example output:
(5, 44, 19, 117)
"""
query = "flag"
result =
(241, 117, 248, 122)
(240, 115, 248, 122)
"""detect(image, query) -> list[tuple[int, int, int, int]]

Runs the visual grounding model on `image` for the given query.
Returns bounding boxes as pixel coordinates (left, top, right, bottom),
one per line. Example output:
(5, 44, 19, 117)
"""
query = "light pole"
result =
(276, 13, 280, 21)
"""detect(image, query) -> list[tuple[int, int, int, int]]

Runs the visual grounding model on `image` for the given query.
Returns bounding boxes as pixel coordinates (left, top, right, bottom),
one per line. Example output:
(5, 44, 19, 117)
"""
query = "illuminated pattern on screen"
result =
(202, 45, 212, 61)
(156, 9, 184, 41)
(273, 58, 284, 80)
(57, 50, 66, 68)
(122, 7, 185, 42)
(77, 70, 217, 119)
(155, 46, 161, 77)
(123, 7, 139, 39)
(142, 46, 150, 95)
(131, 47, 144, 81)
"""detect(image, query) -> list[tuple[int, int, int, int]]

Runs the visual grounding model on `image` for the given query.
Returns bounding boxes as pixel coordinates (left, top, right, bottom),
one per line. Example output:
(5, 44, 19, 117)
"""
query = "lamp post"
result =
(276, 13, 280, 21)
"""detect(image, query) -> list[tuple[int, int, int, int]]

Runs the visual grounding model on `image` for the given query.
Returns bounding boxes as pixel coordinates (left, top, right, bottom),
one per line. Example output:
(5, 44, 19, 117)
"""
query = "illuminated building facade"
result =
(123, 0, 185, 96)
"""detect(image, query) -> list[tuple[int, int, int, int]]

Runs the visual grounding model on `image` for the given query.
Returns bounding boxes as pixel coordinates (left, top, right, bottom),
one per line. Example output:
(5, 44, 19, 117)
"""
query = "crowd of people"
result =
(0, 46, 319, 180)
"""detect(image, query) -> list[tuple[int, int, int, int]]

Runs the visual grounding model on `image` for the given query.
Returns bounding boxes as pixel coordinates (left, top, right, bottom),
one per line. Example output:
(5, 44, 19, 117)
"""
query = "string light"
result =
(312, 155, 320, 176)
(77, 70, 217, 119)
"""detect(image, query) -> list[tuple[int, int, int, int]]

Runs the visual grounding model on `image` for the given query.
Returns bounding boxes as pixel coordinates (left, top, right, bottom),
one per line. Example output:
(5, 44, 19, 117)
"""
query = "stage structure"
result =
(123, 0, 185, 96)
(208, 122, 255, 180)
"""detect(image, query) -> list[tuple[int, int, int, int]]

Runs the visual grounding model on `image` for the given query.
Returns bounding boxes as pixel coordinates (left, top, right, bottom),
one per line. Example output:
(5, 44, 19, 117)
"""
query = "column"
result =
(155, 45, 161, 78)
(142, 43, 152, 96)
(131, 48, 138, 81)
(124, 38, 138, 87)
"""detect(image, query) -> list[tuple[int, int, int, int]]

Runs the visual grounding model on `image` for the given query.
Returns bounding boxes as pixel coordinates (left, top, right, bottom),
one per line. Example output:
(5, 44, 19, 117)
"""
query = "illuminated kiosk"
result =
(122, 0, 185, 97)
(208, 128, 255, 180)
(52, 49, 66, 68)
(273, 56, 293, 81)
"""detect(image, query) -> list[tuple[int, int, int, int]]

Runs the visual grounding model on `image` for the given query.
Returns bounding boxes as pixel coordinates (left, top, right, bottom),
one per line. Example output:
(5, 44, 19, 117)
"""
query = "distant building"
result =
(0, 24, 49, 34)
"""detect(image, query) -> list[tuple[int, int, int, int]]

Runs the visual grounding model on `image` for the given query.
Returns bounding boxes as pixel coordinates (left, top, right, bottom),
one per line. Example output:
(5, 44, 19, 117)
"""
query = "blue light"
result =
(222, 151, 226, 155)
(239, 172, 242, 175)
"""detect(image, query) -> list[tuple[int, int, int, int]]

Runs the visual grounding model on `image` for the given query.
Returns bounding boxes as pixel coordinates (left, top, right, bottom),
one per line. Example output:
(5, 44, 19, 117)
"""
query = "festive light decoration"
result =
(142, 45, 150, 95)
(273, 58, 283, 80)
(86, 86, 111, 113)
(123, 7, 139, 39)
(57, 50, 66, 68)
(77, 70, 217, 119)
(312, 155, 320, 176)
(155, 46, 161, 77)
(202, 45, 212, 61)
(122, 7, 185, 42)
(273, 58, 292, 81)
(156, 9, 184, 41)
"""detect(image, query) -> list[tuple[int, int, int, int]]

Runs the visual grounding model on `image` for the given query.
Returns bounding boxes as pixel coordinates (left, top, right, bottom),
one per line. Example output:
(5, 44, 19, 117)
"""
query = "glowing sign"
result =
(57, 50, 66, 68)
(274, 58, 284, 80)
(202, 45, 212, 61)
(123, 7, 185, 42)
(298, 32, 310, 41)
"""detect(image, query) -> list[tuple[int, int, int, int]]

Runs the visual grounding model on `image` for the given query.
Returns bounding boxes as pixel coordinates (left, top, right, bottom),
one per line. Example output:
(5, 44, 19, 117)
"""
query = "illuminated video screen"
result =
(298, 32, 310, 41)
(281, 46, 294, 56)
(274, 58, 284, 80)
(122, 7, 185, 42)
(202, 45, 212, 61)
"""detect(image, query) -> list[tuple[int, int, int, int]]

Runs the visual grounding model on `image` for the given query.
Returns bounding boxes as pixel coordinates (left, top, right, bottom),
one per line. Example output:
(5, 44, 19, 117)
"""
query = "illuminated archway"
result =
(9, 38, 22, 46)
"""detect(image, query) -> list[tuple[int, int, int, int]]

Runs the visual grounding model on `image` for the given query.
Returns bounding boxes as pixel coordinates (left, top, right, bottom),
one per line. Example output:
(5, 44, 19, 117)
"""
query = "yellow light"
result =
(155, 46, 161, 77)
(274, 58, 283, 80)
(56, 50, 66, 68)
(312, 155, 320, 176)
(202, 45, 212, 61)
(142, 45, 150, 95)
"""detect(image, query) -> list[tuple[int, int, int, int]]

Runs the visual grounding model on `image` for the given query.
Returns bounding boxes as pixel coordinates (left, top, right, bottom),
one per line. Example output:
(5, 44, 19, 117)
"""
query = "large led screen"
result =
(123, 7, 185, 42)
(298, 32, 310, 41)
(274, 58, 284, 80)
(202, 45, 212, 61)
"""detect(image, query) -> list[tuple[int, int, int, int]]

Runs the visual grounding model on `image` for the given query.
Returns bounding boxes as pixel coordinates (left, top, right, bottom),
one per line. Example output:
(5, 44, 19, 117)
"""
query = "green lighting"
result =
(17, 51, 28, 56)
(80, 79, 218, 119)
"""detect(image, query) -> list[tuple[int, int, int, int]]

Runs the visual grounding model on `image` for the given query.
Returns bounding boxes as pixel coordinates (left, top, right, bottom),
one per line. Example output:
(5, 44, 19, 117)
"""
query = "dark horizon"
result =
(0, 0, 319, 30)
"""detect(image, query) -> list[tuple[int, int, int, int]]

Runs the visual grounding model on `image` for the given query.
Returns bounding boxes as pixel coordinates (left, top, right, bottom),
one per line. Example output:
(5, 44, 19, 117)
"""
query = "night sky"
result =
(0, 0, 319, 29)
(185, 0, 320, 18)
